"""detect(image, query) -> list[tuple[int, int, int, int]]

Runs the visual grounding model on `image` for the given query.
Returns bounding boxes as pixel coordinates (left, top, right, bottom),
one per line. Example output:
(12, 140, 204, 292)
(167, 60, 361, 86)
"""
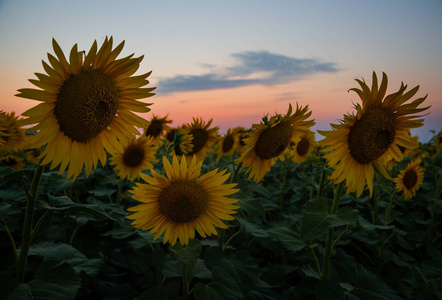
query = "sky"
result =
(0, 0, 441, 142)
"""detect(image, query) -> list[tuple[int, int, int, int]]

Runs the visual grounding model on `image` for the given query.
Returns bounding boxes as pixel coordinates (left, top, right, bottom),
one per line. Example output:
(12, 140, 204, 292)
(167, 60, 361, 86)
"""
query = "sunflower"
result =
(169, 130, 194, 158)
(318, 72, 430, 197)
(144, 114, 172, 144)
(289, 129, 317, 164)
(0, 111, 26, 153)
(394, 158, 424, 200)
(238, 103, 315, 182)
(217, 128, 238, 157)
(232, 126, 249, 152)
(0, 154, 24, 170)
(183, 118, 219, 162)
(126, 155, 240, 246)
(110, 136, 158, 181)
(16, 37, 155, 180)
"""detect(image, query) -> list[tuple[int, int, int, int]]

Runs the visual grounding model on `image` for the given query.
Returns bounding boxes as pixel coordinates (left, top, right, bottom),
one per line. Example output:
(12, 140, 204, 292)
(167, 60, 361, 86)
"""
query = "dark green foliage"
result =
(0, 141, 441, 299)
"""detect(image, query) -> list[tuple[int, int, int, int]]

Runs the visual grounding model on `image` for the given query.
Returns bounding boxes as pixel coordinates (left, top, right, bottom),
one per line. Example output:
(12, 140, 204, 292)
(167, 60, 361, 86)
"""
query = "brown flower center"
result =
(403, 169, 418, 190)
(222, 134, 234, 153)
(123, 143, 145, 167)
(254, 121, 292, 159)
(159, 181, 208, 223)
(145, 120, 163, 138)
(166, 129, 177, 143)
(348, 107, 396, 164)
(296, 136, 310, 156)
(189, 128, 208, 155)
(54, 70, 119, 143)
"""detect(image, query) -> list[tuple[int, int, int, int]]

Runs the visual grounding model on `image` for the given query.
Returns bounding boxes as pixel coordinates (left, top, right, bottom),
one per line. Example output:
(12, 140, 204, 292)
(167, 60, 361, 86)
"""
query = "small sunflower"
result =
(169, 130, 194, 158)
(217, 129, 238, 157)
(183, 118, 219, 162)
(126, 155, 240, 246)
(238, 103, 315, 182)
(16, 37, 155, 180)
(110, 136, 158, 181)
(0, 154, 24, 170)
(289, 129, 317, 164)
(318, 72, 430, 197)
(0, 111, 26, 153)
(394, 158, 424, 200)
(144, 114, 172, 143)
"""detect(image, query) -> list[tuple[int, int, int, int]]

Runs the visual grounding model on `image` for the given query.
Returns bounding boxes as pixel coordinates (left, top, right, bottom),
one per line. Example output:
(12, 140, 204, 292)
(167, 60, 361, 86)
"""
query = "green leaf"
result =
(192, 258, 212, 280)
(28, 242, 102, 275)
(5, 260, 81, 300)
(315, 279, 345, 300)
(237, 217, 269, 238)
(137, 286, 168, 300)
(300, 198, 330, 241)
(169, 239, 202, 269)
(347, 265, 402, 300)
(238, 197, 265, 217)
(39, 195, 115, 220)
(162, 261, 182, 278)
(267, 227, 307, 251)
(357, 216, 394, 230)
(229, 250, 259, 292)
(102, 227, 137, 239)
(210, 266, 243, 300)
(301, 199, 358, 242)
(193, 283, 224, 300)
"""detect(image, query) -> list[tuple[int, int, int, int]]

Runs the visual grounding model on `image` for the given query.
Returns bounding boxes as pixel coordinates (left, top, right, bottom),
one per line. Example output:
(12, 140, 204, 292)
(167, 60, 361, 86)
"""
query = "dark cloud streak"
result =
(158, 51, 338, 94)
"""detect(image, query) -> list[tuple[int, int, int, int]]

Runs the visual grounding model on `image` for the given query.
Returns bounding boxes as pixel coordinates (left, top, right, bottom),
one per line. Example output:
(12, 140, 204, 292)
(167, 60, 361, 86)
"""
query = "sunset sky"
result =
(1, 0, 441, 142)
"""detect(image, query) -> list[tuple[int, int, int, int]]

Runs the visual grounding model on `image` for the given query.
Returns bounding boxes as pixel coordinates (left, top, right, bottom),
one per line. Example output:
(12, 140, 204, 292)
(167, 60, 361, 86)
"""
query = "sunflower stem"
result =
(317, 170, 326, 200)
(117, 179, 124, 206)
(321, 180, 344, 279)
(181, 264, 190, 300)
(16, 164, 44, 283)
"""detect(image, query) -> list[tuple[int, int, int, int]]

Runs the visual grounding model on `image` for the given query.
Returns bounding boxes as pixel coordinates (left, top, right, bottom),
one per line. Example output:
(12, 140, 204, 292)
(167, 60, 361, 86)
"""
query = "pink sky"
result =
(2, 70, 440, 143)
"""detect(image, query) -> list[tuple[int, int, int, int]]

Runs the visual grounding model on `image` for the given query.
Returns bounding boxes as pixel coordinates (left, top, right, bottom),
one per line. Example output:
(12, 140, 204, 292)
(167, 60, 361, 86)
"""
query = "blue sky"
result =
(1, 0, 441, 141)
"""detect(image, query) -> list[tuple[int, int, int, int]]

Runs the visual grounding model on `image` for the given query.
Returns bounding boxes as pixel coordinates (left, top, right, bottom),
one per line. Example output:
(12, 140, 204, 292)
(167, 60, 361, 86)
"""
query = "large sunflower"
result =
(16, 37, 155, 180)
(126, 155, 240, 246)
(238, 103, 315, 182)
(0, 111, 26, 153)
(183, 118, 219, 162)
(318, 72, 430, 197)
(289, 129, 317, 164)
(394, 158, 424, 200)
(110, 136, 158, 181)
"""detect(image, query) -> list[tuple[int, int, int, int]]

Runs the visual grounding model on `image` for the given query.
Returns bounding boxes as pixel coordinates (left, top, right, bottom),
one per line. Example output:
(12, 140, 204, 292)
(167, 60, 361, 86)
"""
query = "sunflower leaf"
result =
(170, 239, 202, 270)
(3, 260, 81, 300)
(38, 195, 115, 221)
(267, 227, 307, 252)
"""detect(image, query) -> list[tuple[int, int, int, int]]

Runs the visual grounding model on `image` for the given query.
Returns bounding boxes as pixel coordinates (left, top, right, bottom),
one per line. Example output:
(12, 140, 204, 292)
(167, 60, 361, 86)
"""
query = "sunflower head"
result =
(168, 129, 194, 157)
(127, 155, 240, 246)
(144, 114, 172, 141)
(183, 118, 219, 162)
(289, 129, 317, 164)
(0, 111, 26, 153)
(394, 158, 424, 200)
(238, 103, 315, 182)
(319, 72, 430, 197)
(0, 154, 24, 170)
(16, 37, 155, 181)
(217, 128, 238, 157)
(110, 136, 159, 181)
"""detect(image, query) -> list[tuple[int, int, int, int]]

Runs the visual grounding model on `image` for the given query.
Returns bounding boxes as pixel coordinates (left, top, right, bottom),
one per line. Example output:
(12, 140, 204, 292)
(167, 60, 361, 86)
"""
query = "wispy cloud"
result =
(157, 51, 338, 94)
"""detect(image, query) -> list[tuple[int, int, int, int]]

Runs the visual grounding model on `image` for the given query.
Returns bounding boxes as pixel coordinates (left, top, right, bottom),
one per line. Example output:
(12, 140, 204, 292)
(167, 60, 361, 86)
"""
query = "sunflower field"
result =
(1, 38, 441, 300)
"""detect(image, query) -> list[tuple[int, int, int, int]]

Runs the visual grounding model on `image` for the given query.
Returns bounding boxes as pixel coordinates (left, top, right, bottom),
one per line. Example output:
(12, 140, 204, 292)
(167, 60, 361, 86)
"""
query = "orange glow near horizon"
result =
(2, 72, 440, 141)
